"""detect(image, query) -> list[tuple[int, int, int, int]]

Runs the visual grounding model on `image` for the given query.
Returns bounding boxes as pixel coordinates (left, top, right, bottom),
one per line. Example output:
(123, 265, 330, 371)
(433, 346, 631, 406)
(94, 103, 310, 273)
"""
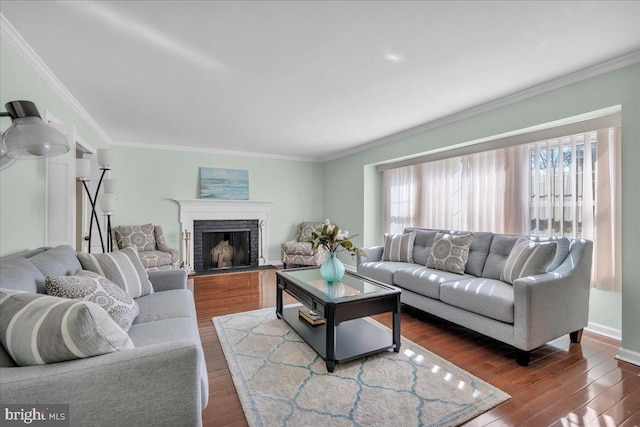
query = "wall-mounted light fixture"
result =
(0, 100, 70, 171)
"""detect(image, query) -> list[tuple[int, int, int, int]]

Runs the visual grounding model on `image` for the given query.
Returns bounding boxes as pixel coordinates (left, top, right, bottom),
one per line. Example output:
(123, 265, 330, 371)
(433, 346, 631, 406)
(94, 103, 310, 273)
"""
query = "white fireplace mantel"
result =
(174, 199, 272, 269)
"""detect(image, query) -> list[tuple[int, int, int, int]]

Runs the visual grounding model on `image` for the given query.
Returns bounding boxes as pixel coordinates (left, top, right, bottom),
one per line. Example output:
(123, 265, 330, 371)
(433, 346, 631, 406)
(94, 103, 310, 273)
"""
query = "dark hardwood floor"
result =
(194, 270, 640, 427)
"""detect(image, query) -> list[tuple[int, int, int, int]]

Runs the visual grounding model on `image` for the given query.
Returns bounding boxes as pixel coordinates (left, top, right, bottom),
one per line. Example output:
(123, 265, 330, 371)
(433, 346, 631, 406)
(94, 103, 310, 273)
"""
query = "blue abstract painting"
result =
(200, 167, 249, 200)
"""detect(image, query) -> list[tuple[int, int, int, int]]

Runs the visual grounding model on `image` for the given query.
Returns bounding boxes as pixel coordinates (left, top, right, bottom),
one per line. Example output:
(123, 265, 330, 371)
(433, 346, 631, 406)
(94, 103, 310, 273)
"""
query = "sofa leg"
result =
(516, 350, 531, 366)
(570, 329, 584, 343)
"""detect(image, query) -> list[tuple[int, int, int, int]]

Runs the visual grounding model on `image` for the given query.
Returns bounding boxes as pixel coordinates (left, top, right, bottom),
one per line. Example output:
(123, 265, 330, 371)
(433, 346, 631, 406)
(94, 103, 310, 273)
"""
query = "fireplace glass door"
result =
(202, 230, 251, 270)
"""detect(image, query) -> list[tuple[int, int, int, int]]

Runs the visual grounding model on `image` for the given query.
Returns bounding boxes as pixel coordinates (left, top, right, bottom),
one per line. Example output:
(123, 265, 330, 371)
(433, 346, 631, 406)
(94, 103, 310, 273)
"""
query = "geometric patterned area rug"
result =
(213, 307, 510, 427)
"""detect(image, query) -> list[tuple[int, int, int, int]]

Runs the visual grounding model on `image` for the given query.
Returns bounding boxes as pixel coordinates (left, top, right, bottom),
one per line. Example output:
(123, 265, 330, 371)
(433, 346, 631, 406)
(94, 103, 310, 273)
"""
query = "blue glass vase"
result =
(320, 252, 345, 282)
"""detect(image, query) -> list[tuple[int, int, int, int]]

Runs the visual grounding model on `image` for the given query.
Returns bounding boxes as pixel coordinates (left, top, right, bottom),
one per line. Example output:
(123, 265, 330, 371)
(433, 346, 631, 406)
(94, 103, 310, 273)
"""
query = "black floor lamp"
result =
(76, 148, 117, 253)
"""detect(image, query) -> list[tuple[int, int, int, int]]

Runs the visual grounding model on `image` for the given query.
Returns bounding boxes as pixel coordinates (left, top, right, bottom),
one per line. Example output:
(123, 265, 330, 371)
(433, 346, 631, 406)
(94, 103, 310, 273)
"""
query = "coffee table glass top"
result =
(281, 268, 392, 300)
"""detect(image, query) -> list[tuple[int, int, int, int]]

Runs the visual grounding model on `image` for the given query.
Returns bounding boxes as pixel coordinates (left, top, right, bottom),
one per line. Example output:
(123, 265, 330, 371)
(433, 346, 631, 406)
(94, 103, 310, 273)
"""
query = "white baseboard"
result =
(585, 322, 622, 341)
(616, 347, 640, 367)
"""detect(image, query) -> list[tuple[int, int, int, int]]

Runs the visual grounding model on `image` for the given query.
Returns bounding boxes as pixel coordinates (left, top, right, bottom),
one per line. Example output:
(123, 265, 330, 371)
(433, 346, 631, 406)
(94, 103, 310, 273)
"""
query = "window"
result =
(383, 126, 620, 291)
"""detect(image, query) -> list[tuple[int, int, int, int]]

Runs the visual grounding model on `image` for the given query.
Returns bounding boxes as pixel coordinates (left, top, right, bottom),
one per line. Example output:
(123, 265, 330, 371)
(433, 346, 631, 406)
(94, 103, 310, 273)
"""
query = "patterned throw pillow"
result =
(382, 232, 416, 263)
(77, 247, 154, 298)
(46, 270, 139, 331)
(426, 232, 474, 275)
(114, 224, 156, 252)
(501, 238, 558, 284)
(0, 289, 134, 366)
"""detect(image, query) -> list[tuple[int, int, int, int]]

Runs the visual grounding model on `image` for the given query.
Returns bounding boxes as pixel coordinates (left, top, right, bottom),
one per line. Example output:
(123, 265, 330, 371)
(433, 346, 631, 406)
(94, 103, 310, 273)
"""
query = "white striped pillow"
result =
(500, 238, 558, 284)
(382, 232, 416, 263)
(77, 247, 153, 298)
(0, 289, 134, 366)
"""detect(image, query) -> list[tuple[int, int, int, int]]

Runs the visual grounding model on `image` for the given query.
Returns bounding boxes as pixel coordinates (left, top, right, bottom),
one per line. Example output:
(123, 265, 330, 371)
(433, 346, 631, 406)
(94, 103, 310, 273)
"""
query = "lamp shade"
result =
(103, 178, 118, 194)
(97, 148, 111, 168)
(0, 140, 18, 171)
(98, 193, 116, 214)
(2, 101, 70, 159)
(76, 159, 91, 180)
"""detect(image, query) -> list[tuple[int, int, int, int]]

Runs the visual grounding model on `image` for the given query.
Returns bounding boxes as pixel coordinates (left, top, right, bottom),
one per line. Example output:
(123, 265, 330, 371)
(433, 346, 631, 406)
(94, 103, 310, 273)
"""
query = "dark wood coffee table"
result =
(276, 267, 401, 372)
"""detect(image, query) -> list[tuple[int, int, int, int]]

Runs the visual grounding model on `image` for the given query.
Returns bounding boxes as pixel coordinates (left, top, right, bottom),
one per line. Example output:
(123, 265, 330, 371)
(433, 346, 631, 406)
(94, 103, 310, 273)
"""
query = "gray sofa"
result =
(357, 228, 593, 365)
(0, 246, 208, 426)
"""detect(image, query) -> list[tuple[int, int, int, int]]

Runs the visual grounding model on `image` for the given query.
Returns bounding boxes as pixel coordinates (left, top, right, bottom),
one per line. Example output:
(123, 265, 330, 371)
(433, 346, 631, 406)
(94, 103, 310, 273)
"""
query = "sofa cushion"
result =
(0, 289, 134, 366)
(404, 228, 438, 266)
(0, 256, 45, 293)
(501, 238, 558, 284)
(128, 317, 199, 347)
(134, 290, 196, 324)
(531, 236, 571, 271)
(78, 247, 154, 298)
(115, 224, 156, 252)
(28, 246, 83, 291)
(382, 232, 416, 263)
(357, 261, 413, 285)
(427, 232, 474, 275)
(464, 232, 494, 277)
(440, 278, 515, 323)
(393, 266, 475, 300)
(46, 270, 139, 332)
(481, 234, 521, 279)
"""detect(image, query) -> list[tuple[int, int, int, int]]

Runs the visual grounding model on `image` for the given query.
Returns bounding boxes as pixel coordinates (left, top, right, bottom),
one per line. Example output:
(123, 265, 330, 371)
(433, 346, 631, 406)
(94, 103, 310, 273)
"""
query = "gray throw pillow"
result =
(46, 270, 139, 332)
(0, 289, 134, 367)
(382, 232, 416, 263)
(501, 238, 558, 284)
(77, 247, 154, 298)
(426, 232, 474, 275)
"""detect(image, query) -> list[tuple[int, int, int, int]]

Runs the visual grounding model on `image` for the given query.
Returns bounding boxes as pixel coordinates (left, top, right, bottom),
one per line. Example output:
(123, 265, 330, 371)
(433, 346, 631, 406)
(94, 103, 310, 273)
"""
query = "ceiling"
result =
(2, 1, 639, 161)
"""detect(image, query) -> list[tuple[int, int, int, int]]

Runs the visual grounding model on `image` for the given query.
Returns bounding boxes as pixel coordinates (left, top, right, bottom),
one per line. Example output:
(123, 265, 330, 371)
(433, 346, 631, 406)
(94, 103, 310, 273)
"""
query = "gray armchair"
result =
(113, 224, 179, 271)
(281, 221, 329, 268)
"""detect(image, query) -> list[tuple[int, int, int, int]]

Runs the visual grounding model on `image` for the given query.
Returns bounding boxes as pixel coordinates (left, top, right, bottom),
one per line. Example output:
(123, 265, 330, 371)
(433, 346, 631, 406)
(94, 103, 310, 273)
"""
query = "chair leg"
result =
(570, 329, 584, 343)
(516, 349, 531, 366)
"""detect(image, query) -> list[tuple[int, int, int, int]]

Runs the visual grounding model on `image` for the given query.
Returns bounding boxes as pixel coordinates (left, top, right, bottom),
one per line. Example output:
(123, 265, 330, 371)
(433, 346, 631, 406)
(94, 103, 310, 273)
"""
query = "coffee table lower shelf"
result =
(280, 306, 396, 369)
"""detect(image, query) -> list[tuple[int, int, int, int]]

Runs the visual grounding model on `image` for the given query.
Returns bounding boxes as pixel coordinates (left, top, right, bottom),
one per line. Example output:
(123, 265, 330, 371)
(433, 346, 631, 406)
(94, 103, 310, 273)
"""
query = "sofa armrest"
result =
(512, 239, 593, 350)
(0, 340, 204, 427)
(148, 269, 187, 291)
(357, 246, 384, 265)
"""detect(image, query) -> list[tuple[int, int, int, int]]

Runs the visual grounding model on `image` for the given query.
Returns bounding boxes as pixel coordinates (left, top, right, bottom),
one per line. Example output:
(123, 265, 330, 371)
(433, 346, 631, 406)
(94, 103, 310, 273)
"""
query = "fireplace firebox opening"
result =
(203, 231, 250, 270)
(193, 219, 259, 272)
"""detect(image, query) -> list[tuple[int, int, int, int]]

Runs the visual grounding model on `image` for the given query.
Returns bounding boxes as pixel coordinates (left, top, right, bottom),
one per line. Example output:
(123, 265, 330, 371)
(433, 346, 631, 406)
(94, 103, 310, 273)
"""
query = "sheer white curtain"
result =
(416, 152, 510, 232)
(383, 165, 422, 234)
(527, 128, 620, 291)
(382, 127, 620, 291)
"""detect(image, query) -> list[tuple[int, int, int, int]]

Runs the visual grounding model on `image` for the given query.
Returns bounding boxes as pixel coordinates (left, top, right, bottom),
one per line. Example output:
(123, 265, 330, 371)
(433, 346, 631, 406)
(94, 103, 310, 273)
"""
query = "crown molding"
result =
(110, 140, 320, 163)
(323, 49, 640, 163)
(0, 13, 112, 144)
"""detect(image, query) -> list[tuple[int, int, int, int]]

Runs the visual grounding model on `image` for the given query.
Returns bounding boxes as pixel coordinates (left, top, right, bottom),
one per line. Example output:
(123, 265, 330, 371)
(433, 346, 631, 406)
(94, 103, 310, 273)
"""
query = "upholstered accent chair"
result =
(281, 221, 329, 268)
(113, 224, 180, 271)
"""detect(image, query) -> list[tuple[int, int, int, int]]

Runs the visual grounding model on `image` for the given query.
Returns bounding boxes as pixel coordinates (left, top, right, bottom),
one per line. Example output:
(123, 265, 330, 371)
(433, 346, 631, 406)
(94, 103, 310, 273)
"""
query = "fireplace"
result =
(175, 199, 272, 270)
(194, 220, 259, 272)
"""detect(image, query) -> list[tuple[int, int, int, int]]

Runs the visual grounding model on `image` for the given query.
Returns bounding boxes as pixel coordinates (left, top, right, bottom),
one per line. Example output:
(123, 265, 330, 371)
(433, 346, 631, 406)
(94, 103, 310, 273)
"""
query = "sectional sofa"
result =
(357, 228, 593, 365)
(0, 245, 208, 426)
